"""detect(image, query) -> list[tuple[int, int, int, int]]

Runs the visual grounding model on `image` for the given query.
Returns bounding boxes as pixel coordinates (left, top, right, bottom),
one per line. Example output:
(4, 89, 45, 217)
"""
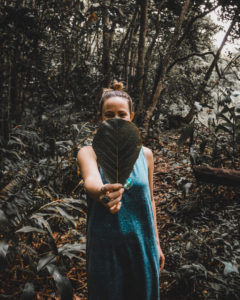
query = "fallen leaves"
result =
(147, 129, 240, 299)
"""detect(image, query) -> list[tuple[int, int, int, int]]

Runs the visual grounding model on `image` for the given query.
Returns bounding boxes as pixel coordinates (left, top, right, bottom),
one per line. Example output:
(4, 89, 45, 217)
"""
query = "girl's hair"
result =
(99, 80, 134, 113)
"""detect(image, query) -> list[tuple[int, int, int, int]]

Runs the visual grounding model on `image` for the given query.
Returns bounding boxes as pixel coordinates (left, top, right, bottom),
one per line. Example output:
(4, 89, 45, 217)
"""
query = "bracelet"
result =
(102, 195, 110, 204)
(101, 185, 106, 195)
(100, 185, 110, 204)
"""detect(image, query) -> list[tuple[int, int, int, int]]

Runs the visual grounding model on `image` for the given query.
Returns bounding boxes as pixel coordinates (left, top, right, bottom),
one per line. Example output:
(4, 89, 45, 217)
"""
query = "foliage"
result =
(1, 0, 240, 140)
(178, 87, 240, 170)
(213, 89, 240, 167)
(0, 104, 95, 298)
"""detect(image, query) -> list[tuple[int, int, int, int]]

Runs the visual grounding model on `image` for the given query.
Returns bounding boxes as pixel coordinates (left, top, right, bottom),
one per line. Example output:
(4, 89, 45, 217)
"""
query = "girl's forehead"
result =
(103, 97, 129, 109)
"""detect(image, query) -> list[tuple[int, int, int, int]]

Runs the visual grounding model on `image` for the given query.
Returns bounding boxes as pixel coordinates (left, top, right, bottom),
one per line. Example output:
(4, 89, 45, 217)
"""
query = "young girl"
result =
(77, 81, 165, 300)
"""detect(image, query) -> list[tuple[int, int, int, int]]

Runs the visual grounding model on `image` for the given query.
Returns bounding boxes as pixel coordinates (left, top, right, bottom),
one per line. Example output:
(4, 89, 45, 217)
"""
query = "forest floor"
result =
(1, 116, 239, 300)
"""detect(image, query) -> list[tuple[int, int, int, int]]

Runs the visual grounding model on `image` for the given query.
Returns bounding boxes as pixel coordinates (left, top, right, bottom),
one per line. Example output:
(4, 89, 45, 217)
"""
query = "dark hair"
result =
(99, 80, 134, 114)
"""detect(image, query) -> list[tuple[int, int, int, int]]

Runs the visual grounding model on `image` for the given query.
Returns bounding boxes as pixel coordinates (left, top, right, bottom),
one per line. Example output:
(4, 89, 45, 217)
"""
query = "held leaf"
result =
(92, 119, 142, 185)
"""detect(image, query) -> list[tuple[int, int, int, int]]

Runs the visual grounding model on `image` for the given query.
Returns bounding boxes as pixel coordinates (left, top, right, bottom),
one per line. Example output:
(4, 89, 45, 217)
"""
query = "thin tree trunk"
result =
(135, 0, 149, 116)
(183, 12, 238, 122)
(115, 7, 138, 61)
(102, 0, 112, 88)
(196, 15, 237, 104)
(143, 0, 191, 133)
(6, 59, 12, 141)
(124, 21, 139, 90)
(129, 44, 138, 91)
(142, 11, 161, 106)
(144, 0, 166, 73)
(124, 29, 134, 91)
(212, 52, 240, 89)
(9, 57, 18, 122)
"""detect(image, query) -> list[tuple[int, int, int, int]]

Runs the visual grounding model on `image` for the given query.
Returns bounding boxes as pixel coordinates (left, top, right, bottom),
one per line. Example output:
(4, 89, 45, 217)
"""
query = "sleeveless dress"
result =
(86, 148, 160, 300)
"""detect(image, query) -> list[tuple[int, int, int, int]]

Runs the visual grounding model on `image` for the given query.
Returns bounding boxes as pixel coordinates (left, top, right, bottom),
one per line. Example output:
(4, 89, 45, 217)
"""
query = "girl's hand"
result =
(100, 184, 124, 214)
(158, 244, 165, 271)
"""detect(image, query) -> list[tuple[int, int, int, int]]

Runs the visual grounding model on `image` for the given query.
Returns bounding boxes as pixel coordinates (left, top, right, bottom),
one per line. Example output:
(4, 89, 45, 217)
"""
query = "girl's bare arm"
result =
(77, 146, 123, 214)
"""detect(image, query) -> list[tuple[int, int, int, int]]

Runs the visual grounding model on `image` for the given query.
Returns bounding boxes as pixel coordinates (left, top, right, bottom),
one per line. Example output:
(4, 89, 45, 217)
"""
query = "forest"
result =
(0, 0, 240, 299)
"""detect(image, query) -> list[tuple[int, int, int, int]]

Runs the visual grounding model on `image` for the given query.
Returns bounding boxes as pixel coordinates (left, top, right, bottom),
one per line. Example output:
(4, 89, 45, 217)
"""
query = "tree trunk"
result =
(124, 28, 134, 91)
(129, 42, 138, 91)
(124, 21, 139, 90)
(143, 0, 191, 134)
(114, 7, 138, 62)
(102, 0, 112, 88)
(193, 165, 240, 187)
(114, 8, 139, 90)
(9, 58, 18, 122)
(135, 0, 149, 116)
(142, 12, 161, 93)
(183, 12, 238, 122)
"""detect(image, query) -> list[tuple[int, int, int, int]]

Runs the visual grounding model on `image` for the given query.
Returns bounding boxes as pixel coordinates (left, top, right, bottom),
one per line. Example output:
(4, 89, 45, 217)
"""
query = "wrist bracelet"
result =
(100, 185, 110, 204)
(101, 186, 105, 194)
(102, 195, 110, 204)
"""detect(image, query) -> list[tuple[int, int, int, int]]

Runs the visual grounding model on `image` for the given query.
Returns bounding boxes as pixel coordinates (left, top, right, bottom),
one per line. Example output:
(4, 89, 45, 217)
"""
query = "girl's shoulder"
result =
(142, 146, 153, 158)
(142, 146, 153, 167)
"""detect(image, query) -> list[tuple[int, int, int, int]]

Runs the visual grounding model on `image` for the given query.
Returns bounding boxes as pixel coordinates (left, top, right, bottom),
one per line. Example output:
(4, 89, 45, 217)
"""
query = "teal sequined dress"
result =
(86, 148, 160, 300)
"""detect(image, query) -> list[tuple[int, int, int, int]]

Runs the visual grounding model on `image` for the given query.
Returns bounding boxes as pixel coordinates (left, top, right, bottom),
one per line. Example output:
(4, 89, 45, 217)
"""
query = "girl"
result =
(77, 81, 165, 300)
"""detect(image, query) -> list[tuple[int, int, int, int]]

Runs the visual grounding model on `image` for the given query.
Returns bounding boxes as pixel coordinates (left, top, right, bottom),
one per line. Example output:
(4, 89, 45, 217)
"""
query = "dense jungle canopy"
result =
(1, 0, 240, 136)
(0, 0, 240, 299)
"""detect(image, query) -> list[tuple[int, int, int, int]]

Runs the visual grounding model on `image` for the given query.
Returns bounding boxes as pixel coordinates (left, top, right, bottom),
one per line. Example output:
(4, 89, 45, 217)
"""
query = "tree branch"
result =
(175, 5, 219, 49)
(211, 52, 240, 88)
(167, 51, 215, 73)
(115, 7, 139, 58)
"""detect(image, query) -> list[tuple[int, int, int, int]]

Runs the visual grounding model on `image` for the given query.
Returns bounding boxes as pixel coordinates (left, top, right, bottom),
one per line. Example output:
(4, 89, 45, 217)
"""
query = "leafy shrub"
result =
(178, 89, 240, 169)
(0, 105, 94, 298)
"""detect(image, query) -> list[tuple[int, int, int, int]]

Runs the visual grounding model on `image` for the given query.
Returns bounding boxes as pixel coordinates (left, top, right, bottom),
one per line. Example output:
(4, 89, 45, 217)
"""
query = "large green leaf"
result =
(92, 119, 142, 184)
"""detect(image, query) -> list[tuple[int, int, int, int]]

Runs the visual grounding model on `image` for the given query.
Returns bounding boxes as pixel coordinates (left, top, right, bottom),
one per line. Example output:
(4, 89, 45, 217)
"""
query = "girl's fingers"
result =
(104, 183, 122, 192)
(101, 185, 124, 212)
(109, 202, 122, 214)
(108, 188, 124, 201)
(160, 257, 165, 271)
(106, 195, 122, 208)
(159, 251, 165, 271)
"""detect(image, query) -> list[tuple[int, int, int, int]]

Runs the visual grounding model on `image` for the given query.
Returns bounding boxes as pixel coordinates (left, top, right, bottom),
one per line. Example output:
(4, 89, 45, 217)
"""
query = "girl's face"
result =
(101, 97, 134, 122)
